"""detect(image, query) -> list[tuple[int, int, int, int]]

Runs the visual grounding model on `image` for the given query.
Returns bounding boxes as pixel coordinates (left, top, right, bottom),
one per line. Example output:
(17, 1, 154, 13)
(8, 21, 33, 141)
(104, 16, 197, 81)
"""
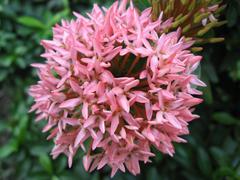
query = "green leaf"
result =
(226, 3, 238, 27)
(223, 137, 238, 155)
(0, 69, 8, 82)
(0, 55, 15, 67)
(0, 139, 18, 159)
(197, 148, 212, 176)
(0, 121, 8, 132)
(210, 147, 229, 166)
(62, 0, 69, 8)
(202, 78, 213, 105)
(51, 176, 60, 180)
(134, 0, 151, 10)
(29, 145, 51, 157)
(213, 167, 237, 180)
(17, 16, 46, 29)
(39, 154, 53, 174)
(14, 115, 28, 144)
(48, 9, 69, 27)
(55, 157, 67, 174)
(204, 60, 219, 83)
(175, 145, 191, 169)
(212, 112, 239, 125)
(147, 167, 158, 180)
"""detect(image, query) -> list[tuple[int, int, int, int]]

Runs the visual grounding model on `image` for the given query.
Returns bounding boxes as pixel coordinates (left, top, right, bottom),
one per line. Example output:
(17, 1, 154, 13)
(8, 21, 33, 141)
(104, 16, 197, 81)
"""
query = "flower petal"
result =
(110, 114, 119, 135)
(59, 98, 81, 109)
(117, 95, 130, 112)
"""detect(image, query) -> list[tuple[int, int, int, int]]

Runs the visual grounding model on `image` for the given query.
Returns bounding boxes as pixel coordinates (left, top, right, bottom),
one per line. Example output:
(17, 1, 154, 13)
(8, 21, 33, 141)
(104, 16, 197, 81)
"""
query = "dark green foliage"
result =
(0, 0, 239, 179)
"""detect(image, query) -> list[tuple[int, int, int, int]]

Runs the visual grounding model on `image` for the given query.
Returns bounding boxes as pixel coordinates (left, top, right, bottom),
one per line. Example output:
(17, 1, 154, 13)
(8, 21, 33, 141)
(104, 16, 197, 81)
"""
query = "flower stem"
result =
(120, 53, 130, 71)
(127, 55, 140, 75)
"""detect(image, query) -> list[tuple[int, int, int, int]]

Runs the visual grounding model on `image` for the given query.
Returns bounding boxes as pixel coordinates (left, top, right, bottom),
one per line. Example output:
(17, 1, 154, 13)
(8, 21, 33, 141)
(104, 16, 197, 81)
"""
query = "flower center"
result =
(109, 54, 145, 79)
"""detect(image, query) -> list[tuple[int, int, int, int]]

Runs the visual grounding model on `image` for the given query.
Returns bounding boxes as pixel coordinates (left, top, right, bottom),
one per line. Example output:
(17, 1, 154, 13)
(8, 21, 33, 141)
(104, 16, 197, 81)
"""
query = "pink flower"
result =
(29, 0, 206, 177)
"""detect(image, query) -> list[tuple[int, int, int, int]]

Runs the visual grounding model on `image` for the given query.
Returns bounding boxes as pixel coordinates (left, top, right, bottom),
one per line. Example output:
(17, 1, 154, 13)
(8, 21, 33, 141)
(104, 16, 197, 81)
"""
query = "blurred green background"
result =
(0, 0, 239, 179)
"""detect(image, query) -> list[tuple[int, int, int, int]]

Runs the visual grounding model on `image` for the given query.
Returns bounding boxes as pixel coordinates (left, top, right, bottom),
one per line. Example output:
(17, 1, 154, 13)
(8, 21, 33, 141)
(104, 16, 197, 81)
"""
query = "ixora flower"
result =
(29, 0, 206, 177)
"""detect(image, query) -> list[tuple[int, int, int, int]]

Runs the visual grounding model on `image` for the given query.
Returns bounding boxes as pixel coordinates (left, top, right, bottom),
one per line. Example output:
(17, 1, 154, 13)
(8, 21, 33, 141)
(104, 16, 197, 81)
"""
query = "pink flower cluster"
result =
(29, 0, 206, 177)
